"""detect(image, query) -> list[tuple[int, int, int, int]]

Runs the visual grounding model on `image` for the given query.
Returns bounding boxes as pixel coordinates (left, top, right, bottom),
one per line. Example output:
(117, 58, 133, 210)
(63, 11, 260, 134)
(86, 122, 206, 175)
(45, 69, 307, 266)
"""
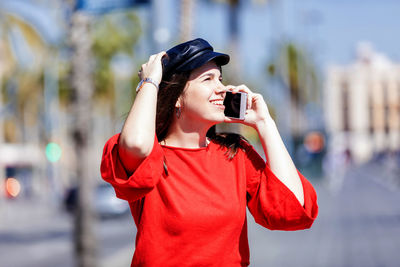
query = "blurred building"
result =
(324, 42, 400, 164)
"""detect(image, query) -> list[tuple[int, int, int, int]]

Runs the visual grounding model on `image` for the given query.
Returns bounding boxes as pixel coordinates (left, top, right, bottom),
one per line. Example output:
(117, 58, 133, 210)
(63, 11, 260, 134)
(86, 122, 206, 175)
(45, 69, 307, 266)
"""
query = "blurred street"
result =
(248, 160, 400, 267)
(1, 162, 399, 267)
(0, 199, 135, 267)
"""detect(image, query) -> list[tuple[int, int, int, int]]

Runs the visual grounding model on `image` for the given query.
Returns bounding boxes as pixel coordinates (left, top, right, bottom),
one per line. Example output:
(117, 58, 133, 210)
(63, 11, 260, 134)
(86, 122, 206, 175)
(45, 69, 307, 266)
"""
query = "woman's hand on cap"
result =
(139, 51, 166, 85)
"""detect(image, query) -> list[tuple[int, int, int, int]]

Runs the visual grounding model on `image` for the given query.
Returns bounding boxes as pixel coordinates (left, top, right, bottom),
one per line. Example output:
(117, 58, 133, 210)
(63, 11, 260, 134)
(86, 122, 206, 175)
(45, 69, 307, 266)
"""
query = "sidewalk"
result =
(0, 197, 68, 231)
(0, 197, 134, 267)
(248, 163, 400, 267)
(100, 245, 132, 267)
(0, 198, 74, 267)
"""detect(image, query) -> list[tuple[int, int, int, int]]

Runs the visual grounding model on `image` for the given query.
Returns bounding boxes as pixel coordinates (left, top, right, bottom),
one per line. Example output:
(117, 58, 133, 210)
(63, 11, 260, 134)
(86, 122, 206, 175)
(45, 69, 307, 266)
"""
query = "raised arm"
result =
(118, 51, 166, 174)
(225, 85, 305, 206)
(254, 116, 305, 206)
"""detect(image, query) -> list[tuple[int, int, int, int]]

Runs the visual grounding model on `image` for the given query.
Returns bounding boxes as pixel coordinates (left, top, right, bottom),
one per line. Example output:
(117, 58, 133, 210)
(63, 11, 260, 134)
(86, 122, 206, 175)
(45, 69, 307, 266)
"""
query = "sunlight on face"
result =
(178, 61, 226, 125)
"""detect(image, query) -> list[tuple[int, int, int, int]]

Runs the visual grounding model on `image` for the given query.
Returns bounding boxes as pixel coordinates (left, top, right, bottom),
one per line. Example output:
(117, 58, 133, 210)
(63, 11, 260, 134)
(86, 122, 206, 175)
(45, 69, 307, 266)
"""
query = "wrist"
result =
(254, 116, 276, 132)
(136, 77, 160, 93)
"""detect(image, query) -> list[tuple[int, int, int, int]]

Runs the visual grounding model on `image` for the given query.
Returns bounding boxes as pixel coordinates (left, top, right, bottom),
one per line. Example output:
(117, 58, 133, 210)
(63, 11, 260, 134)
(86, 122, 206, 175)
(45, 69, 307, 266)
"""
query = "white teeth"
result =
(211, 100, 223, 105)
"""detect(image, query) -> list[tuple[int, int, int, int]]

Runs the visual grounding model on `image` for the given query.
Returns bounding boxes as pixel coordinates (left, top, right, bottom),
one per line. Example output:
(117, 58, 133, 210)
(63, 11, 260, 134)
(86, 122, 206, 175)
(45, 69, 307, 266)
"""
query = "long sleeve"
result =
(100, 133, 165, 203)
(242, 141, 318, 230)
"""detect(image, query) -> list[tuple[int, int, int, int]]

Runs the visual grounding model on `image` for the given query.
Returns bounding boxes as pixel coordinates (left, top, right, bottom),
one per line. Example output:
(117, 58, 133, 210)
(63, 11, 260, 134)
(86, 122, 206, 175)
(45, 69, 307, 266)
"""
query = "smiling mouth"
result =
(210, 100, 224, 106)
(210, 100, 225, 111)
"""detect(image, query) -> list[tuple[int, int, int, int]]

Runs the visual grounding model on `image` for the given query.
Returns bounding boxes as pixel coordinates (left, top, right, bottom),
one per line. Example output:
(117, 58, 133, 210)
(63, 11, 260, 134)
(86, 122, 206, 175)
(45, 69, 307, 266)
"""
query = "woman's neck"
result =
(162, 132, 209, 148)
(163, 120, 212, 148)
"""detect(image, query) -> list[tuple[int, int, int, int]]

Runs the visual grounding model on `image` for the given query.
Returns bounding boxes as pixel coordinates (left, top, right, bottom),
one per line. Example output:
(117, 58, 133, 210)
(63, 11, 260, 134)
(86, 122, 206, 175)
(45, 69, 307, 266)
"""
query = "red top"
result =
(100, 134, 318, 267)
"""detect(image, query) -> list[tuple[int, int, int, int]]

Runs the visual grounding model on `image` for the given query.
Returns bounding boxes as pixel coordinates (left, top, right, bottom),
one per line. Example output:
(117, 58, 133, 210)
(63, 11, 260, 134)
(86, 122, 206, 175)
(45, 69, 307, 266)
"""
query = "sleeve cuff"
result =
(100, 134, 165, 202)
(262, 167, 319, 230)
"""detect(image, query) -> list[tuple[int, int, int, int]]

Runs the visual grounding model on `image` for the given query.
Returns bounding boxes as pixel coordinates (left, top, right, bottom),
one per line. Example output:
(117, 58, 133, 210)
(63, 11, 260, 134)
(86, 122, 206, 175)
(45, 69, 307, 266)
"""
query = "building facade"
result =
(325, 43, 400, 164)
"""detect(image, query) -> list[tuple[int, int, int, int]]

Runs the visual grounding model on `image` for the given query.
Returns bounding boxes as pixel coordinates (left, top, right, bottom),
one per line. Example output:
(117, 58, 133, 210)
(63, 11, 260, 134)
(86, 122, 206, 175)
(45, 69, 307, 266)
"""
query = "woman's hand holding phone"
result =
(223, 91, 247, 120)
(224, 84, 272, 129)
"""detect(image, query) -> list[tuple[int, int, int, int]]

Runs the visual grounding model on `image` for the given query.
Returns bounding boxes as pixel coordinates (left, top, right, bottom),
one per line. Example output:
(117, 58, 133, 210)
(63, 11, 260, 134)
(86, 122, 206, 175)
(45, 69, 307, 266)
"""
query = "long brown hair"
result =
(156, 71, 246, 166)
(156, 72, 190, 142)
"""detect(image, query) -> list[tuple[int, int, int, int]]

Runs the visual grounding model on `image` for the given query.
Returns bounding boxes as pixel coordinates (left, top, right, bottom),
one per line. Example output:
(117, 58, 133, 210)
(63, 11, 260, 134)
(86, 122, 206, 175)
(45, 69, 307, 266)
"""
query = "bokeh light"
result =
(304, 131, 325, 153)
(45, 142, 62, 162)
(6, 177, 21, 198)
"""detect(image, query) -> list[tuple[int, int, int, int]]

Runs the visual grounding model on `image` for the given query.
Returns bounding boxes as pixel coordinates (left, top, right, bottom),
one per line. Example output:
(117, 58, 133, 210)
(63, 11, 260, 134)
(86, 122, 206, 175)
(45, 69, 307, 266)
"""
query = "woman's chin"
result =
(196, 112, 226, 125)
(211, 113, 226, 123)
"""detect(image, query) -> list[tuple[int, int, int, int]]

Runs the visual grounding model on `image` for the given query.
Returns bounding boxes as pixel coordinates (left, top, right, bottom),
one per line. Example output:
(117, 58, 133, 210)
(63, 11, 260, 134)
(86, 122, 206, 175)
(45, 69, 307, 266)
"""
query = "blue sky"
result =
(185, 0, 400, 80)
(300, 0, 400, 64)
(3, 0, 399, 82)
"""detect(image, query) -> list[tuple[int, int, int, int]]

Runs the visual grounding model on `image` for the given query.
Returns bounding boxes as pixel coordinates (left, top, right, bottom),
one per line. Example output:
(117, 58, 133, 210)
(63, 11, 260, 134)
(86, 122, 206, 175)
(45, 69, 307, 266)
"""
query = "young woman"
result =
(101, 38, 318, 266)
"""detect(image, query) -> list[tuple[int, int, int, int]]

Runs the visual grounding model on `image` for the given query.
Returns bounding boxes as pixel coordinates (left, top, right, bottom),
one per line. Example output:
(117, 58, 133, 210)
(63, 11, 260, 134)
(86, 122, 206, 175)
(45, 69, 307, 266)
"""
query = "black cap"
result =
(162, 38, 230, 78)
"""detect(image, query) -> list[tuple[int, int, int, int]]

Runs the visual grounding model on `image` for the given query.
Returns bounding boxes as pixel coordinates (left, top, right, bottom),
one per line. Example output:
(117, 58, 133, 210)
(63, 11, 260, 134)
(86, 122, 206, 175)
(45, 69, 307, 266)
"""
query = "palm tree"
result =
(180, 0, 195, 41)
(207, 0, 270, 82)
(67, 8, 142, 267)
(267, 41, 320, 140)
(69, 11, 98, 267)
(0, 8, 48, 144)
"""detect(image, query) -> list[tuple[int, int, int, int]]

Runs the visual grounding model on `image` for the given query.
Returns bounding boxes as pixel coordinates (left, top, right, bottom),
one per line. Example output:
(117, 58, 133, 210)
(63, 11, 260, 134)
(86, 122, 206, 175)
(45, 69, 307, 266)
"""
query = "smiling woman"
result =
(100, 38, 318, 267)
(172, 62, 226, 128)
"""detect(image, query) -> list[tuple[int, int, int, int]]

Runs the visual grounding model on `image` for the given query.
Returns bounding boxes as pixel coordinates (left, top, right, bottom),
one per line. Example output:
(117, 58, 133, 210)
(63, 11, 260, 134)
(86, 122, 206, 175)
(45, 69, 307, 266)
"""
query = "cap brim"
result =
(177, 51, 230, 73)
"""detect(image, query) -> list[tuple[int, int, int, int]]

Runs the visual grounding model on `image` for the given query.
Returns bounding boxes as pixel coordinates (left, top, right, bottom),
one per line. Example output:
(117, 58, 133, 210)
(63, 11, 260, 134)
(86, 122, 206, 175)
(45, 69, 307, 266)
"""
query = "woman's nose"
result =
(215, 82, 227, 94)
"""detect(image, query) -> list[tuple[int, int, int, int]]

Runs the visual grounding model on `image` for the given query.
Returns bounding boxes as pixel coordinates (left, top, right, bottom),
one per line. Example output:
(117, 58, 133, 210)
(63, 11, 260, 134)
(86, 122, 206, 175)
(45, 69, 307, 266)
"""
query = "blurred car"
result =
(64, 182, 130, 219)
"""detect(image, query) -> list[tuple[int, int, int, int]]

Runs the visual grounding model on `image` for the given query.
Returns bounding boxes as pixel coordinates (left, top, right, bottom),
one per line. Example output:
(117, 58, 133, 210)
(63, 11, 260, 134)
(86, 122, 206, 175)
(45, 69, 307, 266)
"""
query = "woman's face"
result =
(178, 61, 226, 125)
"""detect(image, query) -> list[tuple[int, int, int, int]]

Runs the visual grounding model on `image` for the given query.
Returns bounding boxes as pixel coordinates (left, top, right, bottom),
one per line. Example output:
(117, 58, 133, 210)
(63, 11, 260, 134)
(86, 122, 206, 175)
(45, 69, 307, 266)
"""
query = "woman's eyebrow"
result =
(199, 73, 214, 79)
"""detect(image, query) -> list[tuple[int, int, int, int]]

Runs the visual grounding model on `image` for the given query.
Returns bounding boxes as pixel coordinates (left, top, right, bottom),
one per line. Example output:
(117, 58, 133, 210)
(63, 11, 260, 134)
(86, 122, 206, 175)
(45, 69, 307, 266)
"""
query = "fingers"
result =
(148, 51, 166, 62)
(149, 54, 157, 61)
(225, 85, 235, 92)
(138, 64, 144, 78)
(138, 51, 166, 82)
(225, 84, 253, 109)
(142, 51, 165, 70)
(225, 84, 252, 95)
(156, 51, 167, 60)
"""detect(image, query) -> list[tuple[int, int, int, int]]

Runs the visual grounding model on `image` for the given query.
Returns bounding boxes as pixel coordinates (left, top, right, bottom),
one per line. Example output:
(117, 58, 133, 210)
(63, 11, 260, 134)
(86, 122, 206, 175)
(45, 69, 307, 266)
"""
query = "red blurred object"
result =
(304, 131, 325, 154)
(5, 177, 21, 198)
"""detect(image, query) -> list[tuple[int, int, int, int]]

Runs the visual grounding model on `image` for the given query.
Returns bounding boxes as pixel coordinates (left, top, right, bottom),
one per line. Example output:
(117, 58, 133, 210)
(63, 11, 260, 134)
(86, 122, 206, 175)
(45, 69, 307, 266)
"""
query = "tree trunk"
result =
(227, 0, 240, 82)
(180, 0, 195, 42)
(69, 11, 97, 267)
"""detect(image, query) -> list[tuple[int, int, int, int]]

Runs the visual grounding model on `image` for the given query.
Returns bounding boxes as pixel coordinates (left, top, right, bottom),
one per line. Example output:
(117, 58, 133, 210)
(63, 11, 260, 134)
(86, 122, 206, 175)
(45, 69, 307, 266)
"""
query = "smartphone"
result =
(223, 91, 247, 120)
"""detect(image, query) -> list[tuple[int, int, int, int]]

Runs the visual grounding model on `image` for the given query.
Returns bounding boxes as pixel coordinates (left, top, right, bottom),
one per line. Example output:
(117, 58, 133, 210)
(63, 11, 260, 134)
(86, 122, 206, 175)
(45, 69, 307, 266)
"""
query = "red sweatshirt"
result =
(100, 134, 318, 266)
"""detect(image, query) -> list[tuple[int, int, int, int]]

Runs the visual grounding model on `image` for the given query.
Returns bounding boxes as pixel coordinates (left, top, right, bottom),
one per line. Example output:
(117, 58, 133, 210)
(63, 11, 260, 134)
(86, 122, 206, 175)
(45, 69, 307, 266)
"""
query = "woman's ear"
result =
(175, 97, 183, 119)
(175, 97, 182, 108)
